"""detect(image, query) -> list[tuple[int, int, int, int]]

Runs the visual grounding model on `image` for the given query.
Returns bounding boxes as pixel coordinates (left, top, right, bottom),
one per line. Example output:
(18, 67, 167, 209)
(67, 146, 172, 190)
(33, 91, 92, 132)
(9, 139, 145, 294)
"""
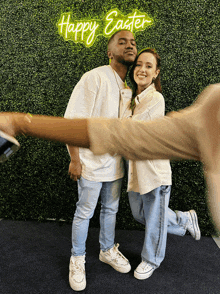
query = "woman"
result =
(120, 48, 200, 280)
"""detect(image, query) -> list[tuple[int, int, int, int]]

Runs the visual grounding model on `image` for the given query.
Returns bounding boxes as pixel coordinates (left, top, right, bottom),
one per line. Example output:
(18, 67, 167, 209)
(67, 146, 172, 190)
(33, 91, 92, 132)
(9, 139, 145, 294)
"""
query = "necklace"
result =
(110, 66, 125, 118)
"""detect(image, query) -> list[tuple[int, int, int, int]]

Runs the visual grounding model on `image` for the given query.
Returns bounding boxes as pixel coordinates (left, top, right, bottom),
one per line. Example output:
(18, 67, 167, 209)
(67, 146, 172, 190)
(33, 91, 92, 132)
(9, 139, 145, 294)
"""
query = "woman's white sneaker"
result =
(69, 255, 86, 291)
(99, 243, 131, 273)
(185, 210, 201, 240)
(134, 261, 155, 280)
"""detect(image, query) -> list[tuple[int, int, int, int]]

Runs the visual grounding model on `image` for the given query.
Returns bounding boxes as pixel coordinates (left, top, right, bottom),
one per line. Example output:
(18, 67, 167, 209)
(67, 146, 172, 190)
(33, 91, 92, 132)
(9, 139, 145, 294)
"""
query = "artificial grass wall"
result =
(0, 0, 219, 235)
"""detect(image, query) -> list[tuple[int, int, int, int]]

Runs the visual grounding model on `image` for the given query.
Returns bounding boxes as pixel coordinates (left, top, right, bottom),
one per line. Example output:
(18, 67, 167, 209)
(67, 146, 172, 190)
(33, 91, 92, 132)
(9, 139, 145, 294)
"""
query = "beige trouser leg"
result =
(171, 84, 220, 231)
(90, 84, 220, 166)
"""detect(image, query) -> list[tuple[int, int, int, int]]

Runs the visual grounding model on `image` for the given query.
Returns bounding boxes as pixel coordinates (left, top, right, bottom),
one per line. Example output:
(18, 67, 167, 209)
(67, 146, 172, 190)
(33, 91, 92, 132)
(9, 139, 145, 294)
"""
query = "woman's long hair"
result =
(129, 48, 162, 108)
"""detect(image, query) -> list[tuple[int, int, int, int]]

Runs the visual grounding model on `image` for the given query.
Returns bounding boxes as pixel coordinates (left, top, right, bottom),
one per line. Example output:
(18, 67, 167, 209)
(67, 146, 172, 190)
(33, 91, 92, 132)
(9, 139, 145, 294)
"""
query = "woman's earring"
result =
(152, 77, 156, 82)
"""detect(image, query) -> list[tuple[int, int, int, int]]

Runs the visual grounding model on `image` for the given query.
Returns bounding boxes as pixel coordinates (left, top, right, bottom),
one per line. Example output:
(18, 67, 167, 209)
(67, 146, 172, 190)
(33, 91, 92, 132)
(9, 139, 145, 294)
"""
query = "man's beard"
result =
(113, 53, 135, 67)
(121, 59, 134, 67)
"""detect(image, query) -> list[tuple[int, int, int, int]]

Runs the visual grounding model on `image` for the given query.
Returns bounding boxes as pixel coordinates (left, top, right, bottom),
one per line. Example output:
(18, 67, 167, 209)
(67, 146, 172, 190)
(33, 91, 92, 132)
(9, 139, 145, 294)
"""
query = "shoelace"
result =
(139, 261, 152, 270)
(186, 212, 193, 229)
(111, 243, 128, 262)
(71, 259, 85, 275)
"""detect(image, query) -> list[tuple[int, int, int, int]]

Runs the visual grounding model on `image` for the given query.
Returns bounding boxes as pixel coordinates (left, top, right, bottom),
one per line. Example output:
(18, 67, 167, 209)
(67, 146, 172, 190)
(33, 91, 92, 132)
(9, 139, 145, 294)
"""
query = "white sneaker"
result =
(99, 243, 131, 273)
(184, 210, 201, 240)
(134, 261, 155, 280)
(69, 255, 86, 291)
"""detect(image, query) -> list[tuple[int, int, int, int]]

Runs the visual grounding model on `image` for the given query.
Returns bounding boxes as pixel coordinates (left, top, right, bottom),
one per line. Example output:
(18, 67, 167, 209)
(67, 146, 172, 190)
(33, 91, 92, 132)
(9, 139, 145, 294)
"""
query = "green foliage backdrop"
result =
(0, 0, 219, 235)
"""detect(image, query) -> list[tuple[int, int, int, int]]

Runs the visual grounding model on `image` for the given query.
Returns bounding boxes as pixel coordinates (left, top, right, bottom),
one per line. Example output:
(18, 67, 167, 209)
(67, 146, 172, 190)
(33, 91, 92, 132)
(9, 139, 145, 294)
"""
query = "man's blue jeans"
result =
(128, 186, 189, 268)
(71, 176, 123, 256)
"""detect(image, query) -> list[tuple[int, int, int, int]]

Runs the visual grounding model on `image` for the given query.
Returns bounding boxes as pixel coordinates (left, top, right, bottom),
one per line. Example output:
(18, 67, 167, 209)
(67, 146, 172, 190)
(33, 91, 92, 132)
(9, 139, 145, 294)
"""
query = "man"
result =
(64, 30, 137, 291)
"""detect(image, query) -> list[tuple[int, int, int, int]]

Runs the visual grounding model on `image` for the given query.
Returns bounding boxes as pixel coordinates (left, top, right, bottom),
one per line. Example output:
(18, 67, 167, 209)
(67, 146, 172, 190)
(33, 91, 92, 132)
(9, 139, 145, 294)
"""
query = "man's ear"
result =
(107, 50, 113, 60)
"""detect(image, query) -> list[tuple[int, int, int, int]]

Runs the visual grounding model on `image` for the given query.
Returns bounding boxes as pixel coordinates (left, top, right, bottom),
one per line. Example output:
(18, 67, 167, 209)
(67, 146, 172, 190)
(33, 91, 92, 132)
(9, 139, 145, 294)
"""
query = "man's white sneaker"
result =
(99, 243, 131, 273)
(69, 255, 86, 291)
(134, 261, 155, 280)
(184, 210, 201, 240)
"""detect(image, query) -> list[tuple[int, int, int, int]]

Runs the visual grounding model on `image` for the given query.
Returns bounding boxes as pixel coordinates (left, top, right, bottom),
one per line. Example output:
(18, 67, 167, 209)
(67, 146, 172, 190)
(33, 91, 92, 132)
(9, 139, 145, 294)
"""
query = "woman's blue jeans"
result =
(71, 176, 123, 256)
(128, 186, 189, 268)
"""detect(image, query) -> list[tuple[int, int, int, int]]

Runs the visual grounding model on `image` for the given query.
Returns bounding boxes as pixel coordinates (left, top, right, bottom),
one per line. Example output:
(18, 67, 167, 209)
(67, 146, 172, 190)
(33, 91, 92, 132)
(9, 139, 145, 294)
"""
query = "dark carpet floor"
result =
(0, 219, 219, 294)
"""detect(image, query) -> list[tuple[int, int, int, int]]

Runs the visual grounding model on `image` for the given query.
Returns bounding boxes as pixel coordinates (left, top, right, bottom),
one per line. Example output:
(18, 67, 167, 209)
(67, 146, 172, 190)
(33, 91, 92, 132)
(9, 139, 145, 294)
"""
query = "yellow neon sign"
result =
(57, 9, 153, 47)
(58, 14, 99, 46)
(104, 9, 152, 36)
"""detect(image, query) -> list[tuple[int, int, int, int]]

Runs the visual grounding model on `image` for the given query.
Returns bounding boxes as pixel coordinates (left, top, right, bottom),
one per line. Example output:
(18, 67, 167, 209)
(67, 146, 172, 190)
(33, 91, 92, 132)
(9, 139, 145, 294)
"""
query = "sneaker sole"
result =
(134, 268, 155, 280)
(99, 254, 131, 273)
(189, 210, 201, 240)
(69, 275, 86, 291)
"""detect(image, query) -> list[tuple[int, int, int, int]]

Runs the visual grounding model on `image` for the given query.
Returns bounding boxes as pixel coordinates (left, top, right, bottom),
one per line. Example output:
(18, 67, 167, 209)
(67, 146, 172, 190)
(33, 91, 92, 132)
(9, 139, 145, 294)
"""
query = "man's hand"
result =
(0, 113, 18, 137)
(68, 160, 82, 181)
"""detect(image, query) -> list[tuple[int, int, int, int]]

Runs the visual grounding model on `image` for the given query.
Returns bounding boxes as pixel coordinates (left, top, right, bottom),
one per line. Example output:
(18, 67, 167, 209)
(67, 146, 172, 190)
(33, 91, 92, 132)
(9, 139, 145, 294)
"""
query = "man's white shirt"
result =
(64, 65, 125, 182)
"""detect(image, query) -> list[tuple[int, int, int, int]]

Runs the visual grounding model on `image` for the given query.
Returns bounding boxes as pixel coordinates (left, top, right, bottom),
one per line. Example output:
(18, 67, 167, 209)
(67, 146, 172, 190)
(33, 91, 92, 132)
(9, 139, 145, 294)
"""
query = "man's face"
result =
(108, 31, 137, 66)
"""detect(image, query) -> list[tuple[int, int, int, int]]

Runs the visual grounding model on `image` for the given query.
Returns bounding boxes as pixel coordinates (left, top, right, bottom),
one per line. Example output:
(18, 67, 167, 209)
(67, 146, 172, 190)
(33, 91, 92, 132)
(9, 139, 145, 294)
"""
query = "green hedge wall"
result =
(0, 0, 219, 236)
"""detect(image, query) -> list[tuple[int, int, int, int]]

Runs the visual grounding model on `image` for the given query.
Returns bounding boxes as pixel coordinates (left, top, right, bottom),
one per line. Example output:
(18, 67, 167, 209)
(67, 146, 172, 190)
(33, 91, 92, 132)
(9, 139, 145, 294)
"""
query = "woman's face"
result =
(133, 52, 160, 94)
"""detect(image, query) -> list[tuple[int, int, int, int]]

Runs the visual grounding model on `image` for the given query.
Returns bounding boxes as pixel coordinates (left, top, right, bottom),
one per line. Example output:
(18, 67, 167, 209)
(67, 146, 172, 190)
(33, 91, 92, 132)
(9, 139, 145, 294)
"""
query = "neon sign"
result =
(57, 9, 153, 47)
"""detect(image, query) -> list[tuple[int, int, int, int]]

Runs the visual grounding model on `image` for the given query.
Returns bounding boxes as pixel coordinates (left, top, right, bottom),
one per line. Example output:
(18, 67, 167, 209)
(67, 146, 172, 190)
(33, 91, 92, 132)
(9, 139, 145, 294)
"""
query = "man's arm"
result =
(0, 113, 90, 147)
(64, 71, 101, 181)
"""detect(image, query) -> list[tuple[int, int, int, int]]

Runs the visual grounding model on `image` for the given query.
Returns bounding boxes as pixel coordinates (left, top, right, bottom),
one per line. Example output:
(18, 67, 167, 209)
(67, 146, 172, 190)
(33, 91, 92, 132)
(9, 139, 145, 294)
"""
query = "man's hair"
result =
(107, 29, 131, 50)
